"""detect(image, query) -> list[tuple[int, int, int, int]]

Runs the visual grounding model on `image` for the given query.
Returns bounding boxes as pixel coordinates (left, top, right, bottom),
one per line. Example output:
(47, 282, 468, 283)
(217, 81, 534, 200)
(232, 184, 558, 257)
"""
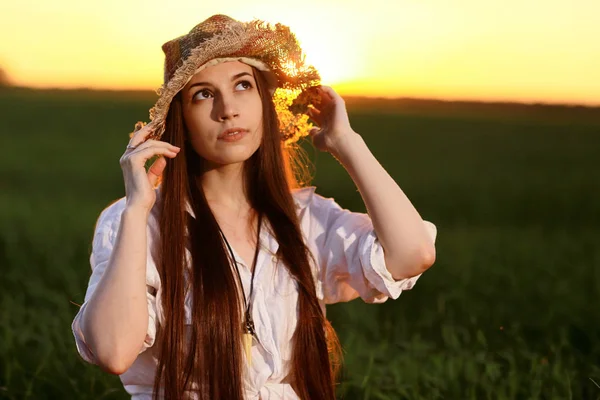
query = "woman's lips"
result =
(218, 128, 249, 142)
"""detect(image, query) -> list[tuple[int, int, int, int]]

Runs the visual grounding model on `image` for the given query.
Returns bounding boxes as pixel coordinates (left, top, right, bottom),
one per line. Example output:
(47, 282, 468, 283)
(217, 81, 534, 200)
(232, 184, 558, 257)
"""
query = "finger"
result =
(127, 145, 180, 161)
(319, 85, 342, 103)
(129, 139, 180, 154)
(307, 106, 323, 126)
(310, 86, 335, 113)
(308, 126, 321, 137)
(147, 155, 167, 187)
(128, 122, 156, 148)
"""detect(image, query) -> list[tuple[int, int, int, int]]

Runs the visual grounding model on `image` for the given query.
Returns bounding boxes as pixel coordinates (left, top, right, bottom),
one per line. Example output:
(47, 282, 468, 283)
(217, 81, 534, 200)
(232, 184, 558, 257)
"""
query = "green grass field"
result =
(1, 86, 599, 399)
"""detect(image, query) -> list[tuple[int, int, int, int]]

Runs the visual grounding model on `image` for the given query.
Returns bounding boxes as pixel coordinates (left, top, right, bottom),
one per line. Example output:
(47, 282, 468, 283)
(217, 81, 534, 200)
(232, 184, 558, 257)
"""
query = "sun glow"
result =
(230, 6, 365, 87)
(292, 29, 363, 86)
(0, 0, 598, 105)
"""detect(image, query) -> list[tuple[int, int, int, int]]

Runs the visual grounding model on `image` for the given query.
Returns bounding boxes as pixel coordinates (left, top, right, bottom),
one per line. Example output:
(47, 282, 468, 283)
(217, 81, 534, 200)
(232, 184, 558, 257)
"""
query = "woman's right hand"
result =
(119, 123, 181, 214)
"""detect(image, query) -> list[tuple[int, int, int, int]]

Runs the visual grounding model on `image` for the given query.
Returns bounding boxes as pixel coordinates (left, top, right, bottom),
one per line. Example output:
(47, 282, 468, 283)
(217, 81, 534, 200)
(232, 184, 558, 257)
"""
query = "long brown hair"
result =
(152, 66, 342, 399)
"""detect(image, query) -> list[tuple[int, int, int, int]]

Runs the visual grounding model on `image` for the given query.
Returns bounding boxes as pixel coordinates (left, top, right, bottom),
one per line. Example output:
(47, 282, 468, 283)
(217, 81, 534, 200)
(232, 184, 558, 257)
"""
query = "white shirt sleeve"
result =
(295, 187, 437, 305)
(71, 198, 160, 365)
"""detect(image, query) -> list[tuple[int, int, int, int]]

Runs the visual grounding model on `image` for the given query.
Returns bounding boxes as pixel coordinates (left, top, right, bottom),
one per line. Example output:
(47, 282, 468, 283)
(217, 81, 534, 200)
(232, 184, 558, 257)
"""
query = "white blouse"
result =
(72, 186, 437, 399)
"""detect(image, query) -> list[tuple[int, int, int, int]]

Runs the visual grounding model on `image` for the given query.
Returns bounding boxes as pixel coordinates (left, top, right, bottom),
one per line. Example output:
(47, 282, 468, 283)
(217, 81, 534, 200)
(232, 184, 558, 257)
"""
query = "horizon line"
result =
(2, 83, 599, 109)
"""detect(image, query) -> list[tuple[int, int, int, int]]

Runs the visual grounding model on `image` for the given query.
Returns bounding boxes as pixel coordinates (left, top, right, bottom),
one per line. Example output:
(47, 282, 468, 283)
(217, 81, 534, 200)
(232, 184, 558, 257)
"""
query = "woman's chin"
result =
(206, 149, 258, 168)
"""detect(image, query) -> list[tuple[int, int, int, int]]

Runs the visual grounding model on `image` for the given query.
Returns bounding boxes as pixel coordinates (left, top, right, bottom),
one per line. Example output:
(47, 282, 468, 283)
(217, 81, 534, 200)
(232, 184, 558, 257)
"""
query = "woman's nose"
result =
(216, 94, 239, 121)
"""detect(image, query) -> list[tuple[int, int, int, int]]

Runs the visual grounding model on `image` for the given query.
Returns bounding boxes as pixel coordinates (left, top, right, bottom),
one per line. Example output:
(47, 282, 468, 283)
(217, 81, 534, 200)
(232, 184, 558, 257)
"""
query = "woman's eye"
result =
(194, 89, 213, 100)
(235, 80, 252, 91)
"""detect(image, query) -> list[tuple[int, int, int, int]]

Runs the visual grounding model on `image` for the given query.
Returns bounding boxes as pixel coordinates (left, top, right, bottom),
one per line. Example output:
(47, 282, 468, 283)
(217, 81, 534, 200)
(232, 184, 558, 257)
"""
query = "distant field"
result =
(1, 86, 599, 399)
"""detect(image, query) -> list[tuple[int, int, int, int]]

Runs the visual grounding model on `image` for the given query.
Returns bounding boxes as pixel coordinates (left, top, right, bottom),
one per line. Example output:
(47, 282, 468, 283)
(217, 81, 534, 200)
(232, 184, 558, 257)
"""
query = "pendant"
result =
(242, 332, 253, 366)
(243, 313, 257, 366)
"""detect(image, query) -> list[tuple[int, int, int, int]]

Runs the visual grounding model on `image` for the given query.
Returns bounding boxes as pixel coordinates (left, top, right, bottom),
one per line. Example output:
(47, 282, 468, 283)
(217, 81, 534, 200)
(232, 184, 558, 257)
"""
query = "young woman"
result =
(71, 14, 437, 400)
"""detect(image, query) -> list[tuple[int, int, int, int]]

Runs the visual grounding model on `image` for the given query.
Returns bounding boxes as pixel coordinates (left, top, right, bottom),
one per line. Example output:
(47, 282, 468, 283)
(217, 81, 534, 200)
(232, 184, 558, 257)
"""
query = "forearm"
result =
(80, 207, 150, 374)
(332, 132, 436, 280)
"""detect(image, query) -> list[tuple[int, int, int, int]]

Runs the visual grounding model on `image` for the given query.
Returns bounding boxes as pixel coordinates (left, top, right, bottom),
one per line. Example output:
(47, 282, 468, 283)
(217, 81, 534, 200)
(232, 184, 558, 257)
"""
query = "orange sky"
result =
(1, 0, 598, 105)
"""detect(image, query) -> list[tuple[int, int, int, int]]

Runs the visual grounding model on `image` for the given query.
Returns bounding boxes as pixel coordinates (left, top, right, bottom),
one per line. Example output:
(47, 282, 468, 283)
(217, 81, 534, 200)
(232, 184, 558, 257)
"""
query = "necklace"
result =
(216, 212, 262, 366)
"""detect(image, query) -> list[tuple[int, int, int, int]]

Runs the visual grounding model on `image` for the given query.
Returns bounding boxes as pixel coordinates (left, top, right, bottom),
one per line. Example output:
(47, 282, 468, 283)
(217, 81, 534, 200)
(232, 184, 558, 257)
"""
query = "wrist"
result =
(330, 131, 364, 163)
(123, 205, 151, 221)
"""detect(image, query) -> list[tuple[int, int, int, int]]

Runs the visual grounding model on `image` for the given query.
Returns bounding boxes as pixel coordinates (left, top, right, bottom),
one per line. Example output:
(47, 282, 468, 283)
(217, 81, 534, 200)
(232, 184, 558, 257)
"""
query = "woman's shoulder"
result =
(291, 186, 343, 207)
(291, 186, 317, 211)
(290, 186, 341, 216)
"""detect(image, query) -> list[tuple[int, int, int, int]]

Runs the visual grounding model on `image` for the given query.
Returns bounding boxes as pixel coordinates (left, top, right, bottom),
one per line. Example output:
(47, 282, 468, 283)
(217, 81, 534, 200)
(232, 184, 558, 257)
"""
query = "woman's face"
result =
(181, 61, 263, 168)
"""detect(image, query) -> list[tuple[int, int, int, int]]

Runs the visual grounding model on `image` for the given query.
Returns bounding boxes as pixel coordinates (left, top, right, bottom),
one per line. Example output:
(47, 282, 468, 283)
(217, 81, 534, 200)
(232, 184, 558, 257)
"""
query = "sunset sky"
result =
(1, 0, 598, 105)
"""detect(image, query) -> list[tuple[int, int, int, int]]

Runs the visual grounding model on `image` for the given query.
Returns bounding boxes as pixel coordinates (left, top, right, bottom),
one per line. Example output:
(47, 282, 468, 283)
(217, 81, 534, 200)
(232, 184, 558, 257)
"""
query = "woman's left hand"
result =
(306, 86, 358, 155)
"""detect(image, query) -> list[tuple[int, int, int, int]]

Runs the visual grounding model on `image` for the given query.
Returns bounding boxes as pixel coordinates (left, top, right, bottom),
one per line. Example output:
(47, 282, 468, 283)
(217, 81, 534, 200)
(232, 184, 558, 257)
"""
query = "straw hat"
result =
(132, 14, 322, 146)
